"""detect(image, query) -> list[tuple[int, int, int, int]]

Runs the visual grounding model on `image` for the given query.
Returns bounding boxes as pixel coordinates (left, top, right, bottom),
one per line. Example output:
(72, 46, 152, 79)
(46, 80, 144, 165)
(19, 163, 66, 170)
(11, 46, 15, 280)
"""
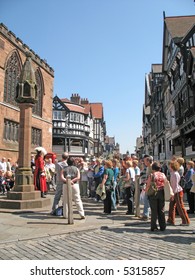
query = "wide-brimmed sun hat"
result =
(34, 146, 47, 155)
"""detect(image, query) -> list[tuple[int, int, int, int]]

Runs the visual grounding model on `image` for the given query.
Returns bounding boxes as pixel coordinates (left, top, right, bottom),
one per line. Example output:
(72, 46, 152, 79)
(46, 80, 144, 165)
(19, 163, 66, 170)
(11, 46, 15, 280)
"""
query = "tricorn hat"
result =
(34, 146, 47, 155)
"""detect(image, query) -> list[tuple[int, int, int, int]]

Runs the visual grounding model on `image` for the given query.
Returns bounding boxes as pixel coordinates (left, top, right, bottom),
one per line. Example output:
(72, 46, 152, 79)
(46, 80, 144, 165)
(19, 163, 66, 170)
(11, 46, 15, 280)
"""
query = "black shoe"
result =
(140, 216, 149, 221)
(126, 211, 134, 215)
(151, 227, 158, 232)
(187, 210, 194, 214)
(41, 193, 46, 198)
(121, 201, 127, 205)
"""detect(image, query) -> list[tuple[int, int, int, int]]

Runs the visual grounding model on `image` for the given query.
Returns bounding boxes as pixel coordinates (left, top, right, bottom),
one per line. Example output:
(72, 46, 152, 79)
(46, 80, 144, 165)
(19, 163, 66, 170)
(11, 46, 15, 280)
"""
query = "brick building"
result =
(0, 23, 54, 163)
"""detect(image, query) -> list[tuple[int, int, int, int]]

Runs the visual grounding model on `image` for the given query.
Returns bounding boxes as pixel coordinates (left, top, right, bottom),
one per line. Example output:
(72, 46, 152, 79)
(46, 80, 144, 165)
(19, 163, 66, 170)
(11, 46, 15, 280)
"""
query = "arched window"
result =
(33, 68, 44, 117)
(4, 50, 21, 106)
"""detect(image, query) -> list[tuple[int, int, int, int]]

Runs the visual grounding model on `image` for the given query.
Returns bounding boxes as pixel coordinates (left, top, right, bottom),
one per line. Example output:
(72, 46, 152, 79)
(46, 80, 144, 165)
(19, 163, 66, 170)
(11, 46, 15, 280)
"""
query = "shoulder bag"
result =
(146, 174, 157, 196)
(164, 179, 174, 201)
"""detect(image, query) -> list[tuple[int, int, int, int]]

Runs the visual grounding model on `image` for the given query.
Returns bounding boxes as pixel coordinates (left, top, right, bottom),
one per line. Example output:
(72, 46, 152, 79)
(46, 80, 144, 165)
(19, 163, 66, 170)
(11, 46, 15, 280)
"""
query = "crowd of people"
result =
(0, 157, 17, 194)
(47, 151, 195, 230)
(0, 149, 195, 231)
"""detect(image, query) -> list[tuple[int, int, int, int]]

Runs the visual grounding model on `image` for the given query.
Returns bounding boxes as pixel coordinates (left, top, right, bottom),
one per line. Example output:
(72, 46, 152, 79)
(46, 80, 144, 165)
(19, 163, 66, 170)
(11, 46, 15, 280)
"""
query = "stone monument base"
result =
(0, 185, 51, 210)
(0, 188, 51, 209)
(0, 167, 51, 210)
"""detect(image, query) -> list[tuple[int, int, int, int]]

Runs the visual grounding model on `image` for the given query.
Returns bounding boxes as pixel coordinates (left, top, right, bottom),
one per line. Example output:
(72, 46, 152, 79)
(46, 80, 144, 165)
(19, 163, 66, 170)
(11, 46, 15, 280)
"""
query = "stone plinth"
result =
(0, 167, 50, 210)
(0, 197, 51, 210)
(7, 191, 41, 200)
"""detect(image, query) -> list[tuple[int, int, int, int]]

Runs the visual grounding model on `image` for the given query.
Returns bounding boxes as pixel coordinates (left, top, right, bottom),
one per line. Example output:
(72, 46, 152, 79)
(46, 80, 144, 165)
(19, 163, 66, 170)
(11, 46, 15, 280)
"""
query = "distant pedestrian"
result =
(4, 170, 15, 191)
(78, 158, 88, 197)
(87, 160, 95, 198)
(132, 160, 140, 176)
(177, 157, 185, 188)
(31, 155, 35, 174)
(184, 161, 195, 214)
(140, 155, 153, 221)
(0, 170, 6, 194)
(6, 158, 12, 172)
(93, 158, 104, 202)
(0, 157, 7, 173)
(112, 158, 120, 210)
(45, 158, 56, 191)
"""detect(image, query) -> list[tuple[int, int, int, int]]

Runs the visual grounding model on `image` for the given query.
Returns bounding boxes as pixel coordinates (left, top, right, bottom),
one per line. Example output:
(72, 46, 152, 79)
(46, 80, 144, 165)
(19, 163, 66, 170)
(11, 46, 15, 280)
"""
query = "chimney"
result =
(70, 93, 81, 104)
(81, 98, 89, 105)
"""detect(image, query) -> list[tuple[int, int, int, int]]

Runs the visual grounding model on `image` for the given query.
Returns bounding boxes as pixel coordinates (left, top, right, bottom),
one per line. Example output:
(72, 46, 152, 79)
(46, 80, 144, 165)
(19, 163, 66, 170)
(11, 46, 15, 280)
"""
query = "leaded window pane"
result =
(4, 51, 21, 106)
(33, 69, 43, 117)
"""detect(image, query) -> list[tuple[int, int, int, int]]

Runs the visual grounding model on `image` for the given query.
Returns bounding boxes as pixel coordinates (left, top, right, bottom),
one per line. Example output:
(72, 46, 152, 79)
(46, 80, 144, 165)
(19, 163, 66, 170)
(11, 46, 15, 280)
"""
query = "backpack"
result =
(54, 206, 63, 216)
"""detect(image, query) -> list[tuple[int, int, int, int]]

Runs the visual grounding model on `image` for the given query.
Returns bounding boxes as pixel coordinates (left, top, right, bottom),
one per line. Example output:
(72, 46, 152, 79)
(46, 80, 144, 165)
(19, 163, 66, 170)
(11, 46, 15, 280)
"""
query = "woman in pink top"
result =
(146, 161, 166, 232)
(167, 161, 190, 226)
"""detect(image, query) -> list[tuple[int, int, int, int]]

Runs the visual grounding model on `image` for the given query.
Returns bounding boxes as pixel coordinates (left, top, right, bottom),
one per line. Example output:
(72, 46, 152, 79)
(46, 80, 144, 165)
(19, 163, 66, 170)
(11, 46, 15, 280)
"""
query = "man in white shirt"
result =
(51, 152, 69, 214)
(0, 157, 7, 172)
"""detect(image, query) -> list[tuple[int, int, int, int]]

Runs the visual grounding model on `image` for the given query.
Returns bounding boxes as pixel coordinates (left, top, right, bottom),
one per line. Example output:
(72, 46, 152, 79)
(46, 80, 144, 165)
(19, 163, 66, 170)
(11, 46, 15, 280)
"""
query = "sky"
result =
(0, 0, 194, 154)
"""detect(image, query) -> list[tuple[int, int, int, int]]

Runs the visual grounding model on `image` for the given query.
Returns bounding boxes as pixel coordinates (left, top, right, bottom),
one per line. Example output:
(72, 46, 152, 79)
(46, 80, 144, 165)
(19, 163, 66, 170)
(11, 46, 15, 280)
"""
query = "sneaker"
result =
(80, 216, 85, 220)
(140, 216, 149, 221)
(167, 219, 175, 225)
(187, 210, 194, 214)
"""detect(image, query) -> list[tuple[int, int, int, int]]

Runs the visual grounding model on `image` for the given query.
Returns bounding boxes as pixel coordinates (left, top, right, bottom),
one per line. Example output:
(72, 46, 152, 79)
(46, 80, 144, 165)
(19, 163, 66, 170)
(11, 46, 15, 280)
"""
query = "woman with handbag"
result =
(167, 160, 190, 226)
(146, 161, 166, 232)
(100, 160, 114, 215)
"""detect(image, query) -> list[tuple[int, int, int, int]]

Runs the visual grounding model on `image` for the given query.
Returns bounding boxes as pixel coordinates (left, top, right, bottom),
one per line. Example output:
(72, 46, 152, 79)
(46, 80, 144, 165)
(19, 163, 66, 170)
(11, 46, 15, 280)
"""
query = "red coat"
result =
(34, 155, 47, 193)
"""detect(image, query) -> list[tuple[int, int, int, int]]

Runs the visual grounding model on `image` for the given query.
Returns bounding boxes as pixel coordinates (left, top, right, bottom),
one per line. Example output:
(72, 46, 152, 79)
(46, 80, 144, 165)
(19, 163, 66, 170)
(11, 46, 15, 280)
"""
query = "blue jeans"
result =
(111, 181, 117, 209)
(143, 192, 150, 217)
(52, 182, 63, 212)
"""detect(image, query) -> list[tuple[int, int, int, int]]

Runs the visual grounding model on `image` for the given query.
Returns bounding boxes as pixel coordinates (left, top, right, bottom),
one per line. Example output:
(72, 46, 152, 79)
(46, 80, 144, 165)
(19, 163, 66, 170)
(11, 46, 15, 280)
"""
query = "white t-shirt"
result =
(126, 167, 135, 181)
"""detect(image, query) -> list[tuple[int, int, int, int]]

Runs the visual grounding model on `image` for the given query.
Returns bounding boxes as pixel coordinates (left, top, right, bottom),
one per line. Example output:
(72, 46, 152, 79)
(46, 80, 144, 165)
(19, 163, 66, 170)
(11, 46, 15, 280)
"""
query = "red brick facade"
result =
(0, 23, 54, 163)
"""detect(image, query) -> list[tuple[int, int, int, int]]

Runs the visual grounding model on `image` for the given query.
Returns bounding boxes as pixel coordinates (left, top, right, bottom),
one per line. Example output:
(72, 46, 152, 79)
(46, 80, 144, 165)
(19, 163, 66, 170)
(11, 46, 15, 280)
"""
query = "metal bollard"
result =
(134, 175, 140, 217)
(63, 175, 74, 224)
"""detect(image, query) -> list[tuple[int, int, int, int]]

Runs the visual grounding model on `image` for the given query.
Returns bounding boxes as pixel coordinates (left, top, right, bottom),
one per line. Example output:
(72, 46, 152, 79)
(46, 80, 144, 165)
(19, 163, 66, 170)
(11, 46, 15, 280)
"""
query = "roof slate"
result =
(60, 97, 103, 119)
(165, 15, 195, 41)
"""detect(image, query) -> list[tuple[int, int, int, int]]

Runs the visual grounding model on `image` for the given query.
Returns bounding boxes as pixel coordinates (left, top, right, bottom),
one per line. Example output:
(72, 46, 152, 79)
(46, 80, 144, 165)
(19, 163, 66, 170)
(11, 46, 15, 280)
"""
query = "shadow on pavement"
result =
(100, 223, 195, 245)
